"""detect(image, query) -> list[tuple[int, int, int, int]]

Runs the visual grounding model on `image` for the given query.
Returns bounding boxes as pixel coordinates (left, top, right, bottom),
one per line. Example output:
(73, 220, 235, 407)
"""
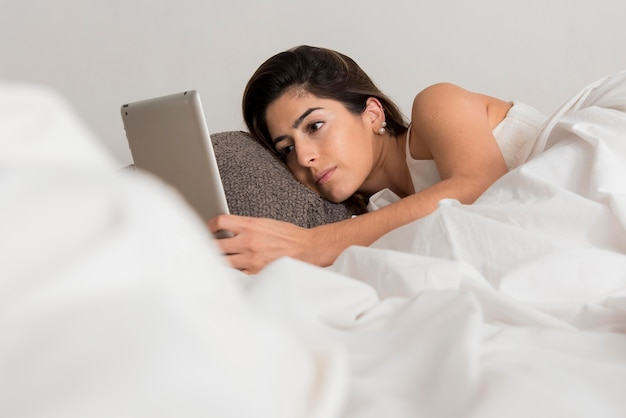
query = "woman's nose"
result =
(295, 140, 317, 167)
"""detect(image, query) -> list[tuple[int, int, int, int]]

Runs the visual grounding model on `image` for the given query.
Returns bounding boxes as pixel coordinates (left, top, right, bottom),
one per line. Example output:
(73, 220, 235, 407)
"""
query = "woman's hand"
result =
(207, 214, 316, 274)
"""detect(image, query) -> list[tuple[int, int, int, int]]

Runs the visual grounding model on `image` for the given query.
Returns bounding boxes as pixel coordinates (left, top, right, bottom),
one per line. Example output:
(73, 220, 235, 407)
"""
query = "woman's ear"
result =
(364, 97, 386, 132)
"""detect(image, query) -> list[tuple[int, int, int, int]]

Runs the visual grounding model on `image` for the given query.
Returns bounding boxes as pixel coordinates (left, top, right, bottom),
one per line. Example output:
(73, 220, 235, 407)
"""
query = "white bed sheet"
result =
(2, 72, 626, 418)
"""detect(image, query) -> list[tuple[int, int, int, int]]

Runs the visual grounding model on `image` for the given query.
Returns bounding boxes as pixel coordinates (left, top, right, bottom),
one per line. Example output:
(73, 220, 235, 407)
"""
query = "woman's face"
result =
(265, 90, 378, 203)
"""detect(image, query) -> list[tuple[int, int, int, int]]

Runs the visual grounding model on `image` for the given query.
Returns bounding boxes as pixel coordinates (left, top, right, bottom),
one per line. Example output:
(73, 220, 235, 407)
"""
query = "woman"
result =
(208, 45, 546, 274)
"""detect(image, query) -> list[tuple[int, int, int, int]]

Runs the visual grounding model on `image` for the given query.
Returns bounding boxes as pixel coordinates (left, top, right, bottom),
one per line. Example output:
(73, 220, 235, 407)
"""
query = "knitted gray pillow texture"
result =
(211, 131, 354, 228)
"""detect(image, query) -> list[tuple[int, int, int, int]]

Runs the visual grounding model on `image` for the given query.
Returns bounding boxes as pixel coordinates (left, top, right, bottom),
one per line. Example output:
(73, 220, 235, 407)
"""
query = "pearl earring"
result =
(378, 121, 387, 135)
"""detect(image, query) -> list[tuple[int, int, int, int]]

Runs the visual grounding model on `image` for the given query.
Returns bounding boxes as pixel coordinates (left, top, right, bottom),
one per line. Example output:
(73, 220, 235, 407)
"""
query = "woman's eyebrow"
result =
(272, 107, 322, 146)
(292, 107, 322, 129)
(272, 135, 288, 146)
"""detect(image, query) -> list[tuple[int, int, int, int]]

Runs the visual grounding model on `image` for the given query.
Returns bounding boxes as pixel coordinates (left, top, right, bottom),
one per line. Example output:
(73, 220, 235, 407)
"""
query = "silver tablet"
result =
(121, 90, 231, 234)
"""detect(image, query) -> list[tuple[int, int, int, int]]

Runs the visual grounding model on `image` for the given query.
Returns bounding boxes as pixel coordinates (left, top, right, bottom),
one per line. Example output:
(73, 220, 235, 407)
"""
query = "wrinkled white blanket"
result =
(2, 73, 626, 418)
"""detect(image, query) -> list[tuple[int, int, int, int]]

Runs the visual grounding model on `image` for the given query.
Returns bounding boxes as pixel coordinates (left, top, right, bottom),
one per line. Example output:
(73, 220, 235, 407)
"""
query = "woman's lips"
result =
(315, 167, 336, 185)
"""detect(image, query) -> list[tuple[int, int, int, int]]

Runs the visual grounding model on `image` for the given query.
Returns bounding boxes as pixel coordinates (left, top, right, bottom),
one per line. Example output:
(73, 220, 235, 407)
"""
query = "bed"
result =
(2, 72, 626, 417)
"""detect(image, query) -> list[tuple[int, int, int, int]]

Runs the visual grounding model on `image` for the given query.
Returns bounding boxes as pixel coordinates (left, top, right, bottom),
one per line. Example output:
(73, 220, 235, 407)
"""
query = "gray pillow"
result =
(211, 131, 356, 228)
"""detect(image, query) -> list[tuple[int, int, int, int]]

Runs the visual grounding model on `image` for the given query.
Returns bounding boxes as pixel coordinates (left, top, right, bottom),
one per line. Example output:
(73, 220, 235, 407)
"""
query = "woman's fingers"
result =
(207, 215, 309, 273)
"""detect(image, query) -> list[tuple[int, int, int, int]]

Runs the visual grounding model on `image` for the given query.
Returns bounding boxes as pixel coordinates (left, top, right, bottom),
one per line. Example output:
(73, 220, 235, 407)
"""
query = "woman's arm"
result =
(210, 83, 510, 273)
(209, 174, 490, 274)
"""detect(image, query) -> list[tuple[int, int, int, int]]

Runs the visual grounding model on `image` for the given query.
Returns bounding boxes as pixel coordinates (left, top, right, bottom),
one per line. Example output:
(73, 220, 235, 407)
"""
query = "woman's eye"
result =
(307, 121, 324, 133)
(277, 144, 295, 160)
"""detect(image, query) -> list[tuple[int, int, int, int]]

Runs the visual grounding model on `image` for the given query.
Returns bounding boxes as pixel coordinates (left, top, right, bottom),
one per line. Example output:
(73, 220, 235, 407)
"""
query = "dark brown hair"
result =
(242, 45, 408, 152)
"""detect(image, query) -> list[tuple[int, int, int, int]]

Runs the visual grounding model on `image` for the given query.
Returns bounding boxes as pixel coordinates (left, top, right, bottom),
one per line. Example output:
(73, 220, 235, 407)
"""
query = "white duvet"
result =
(2, 73, 626, 418)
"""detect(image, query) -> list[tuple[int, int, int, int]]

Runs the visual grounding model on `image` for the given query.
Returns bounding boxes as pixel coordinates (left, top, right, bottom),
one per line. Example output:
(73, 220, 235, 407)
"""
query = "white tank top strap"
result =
(405, 124, 442, 193)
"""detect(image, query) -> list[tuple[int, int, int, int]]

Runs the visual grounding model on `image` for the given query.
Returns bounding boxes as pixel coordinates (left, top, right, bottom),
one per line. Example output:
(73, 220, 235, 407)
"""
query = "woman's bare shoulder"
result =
(407, 82, 508, 163)
(412, 83, 509, 121)
(412, 83, 477, 117)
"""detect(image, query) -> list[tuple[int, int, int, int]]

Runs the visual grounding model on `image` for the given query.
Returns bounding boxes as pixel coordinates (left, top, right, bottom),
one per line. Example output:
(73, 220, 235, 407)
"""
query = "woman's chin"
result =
(323, 190, 353, 204)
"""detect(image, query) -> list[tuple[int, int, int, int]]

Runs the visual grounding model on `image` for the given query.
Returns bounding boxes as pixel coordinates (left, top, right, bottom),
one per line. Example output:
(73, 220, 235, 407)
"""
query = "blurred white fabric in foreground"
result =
(0, 83, 116, 169)
(0, 83, 346, 418)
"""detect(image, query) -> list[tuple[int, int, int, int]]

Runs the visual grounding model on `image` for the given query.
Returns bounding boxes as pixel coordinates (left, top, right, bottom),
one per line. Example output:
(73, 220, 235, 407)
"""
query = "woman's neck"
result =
(360, 133, 414, 198)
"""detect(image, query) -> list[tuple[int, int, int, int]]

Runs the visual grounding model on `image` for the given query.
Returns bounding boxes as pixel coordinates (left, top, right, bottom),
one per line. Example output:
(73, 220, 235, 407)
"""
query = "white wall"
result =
(2, 0, 626, 166)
